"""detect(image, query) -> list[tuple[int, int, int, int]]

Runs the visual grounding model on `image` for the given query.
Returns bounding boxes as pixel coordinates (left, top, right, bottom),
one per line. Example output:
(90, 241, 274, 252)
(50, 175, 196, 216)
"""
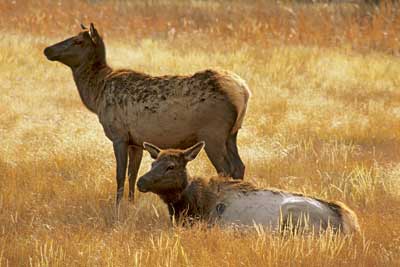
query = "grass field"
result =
(1, 0, 400, 266)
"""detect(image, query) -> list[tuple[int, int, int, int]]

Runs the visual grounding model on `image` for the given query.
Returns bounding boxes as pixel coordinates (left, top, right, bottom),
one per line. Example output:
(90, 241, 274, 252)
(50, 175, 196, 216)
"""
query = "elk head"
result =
(44, 23, 105, 68)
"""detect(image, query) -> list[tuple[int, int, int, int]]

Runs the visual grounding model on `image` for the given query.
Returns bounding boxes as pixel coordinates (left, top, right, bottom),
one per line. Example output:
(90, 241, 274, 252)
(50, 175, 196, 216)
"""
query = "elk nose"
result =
(43, 47, 51, 57)
(43, 47, 56, 60)
(137, 178, 149, 192)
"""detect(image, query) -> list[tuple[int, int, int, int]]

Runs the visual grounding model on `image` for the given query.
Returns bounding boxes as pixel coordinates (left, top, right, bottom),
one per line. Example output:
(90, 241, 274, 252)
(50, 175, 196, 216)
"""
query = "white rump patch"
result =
(215, 191, 337, 230)
(217, 191, 285, 228)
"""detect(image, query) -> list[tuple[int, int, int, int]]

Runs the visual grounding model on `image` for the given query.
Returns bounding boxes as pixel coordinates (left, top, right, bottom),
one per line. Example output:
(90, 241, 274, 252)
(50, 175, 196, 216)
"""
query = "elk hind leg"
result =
(201, 137, 232, 177)
(226, 132, 245, 179)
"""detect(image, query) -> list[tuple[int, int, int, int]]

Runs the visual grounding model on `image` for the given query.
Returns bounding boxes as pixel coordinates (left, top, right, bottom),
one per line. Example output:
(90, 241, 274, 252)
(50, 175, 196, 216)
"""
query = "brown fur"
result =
(44, 24, 250, 205)
(333, 202, 361, 234)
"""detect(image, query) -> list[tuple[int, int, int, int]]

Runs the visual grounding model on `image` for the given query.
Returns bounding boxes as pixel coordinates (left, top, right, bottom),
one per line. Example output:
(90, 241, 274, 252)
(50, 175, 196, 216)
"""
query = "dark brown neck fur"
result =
(159, 177, 218, 224)
(72, 61, 112, 113)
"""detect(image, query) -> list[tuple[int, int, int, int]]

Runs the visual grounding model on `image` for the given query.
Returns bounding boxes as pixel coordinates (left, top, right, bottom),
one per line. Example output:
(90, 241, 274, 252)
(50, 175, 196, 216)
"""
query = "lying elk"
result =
(137, 142, 360, 234)
(43, 23, 251, 206)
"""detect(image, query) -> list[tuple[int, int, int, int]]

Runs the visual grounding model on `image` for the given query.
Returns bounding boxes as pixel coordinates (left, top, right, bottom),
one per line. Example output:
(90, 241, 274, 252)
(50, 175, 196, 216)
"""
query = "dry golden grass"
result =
(1, 0, 400, 266)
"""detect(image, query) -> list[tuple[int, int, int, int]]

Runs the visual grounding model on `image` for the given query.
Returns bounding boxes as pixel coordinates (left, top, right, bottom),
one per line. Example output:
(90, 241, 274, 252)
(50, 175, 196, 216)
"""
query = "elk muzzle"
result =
(43, 46, 59, 61)
(43, 37, 74, 62)
(137, 176, 152, 193)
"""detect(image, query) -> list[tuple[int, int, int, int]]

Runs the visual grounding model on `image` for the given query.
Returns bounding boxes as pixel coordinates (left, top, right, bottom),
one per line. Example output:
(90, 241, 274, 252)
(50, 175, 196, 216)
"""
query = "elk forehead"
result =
(158, 149, 184, 157)
(78, 31, 89, 38)
(73, 31, 93, 44)
(154, 151, 186, 166)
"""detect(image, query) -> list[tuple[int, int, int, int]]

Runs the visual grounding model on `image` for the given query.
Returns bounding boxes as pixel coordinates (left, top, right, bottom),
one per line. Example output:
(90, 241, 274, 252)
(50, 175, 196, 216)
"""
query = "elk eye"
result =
(74, 40, 83, 45)
(166, 165, 175, 171)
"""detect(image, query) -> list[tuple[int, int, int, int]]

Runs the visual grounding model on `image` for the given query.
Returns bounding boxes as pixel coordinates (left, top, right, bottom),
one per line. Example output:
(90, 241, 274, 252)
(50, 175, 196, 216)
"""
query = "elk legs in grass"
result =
(128, 146, 143, 202)
(113, 140, 128, 207)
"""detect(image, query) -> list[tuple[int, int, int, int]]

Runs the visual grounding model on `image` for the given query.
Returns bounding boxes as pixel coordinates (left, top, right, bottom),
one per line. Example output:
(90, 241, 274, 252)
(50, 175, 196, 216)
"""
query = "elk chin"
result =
(137, 187, 149, 193)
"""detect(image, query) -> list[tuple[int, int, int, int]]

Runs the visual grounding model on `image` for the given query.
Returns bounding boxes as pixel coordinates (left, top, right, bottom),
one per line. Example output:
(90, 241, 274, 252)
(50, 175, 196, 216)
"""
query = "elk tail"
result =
(217, 71, 251, 134)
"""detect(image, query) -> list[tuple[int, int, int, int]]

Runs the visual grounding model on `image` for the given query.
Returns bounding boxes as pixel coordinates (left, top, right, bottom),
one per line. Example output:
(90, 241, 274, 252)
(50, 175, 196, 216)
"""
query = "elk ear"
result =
(143, 142, 161, 159)
(80, 23, 87, 30)
(89, 23, 100, 44)
(183, 141, 205, 162)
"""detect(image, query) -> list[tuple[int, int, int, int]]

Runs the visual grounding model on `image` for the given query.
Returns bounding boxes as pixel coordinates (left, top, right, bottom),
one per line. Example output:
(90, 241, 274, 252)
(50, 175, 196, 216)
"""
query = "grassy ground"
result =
(0, 0, 400, 266)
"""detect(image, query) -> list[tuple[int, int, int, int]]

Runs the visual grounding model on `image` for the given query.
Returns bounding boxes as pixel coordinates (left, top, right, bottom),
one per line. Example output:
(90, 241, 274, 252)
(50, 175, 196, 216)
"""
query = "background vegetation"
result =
(0, 0, 399, 266)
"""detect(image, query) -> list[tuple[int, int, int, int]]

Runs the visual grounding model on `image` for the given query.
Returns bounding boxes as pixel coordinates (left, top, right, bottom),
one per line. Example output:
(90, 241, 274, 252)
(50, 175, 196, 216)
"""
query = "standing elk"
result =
(137, 142, 360, 234)
(44, 23, 251, 206)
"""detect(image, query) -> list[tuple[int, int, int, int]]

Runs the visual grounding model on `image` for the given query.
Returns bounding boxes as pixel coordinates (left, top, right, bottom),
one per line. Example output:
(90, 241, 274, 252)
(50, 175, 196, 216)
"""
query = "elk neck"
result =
(159, 177, 190, 206)
(161, 176, 217, 221)
(72, 60, 112, 114)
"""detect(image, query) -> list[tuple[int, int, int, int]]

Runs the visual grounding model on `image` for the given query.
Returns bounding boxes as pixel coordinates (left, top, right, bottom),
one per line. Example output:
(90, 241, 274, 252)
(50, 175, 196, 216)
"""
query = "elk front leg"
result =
(128, 146, 143, 202)
(113, 140, 128, 207)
